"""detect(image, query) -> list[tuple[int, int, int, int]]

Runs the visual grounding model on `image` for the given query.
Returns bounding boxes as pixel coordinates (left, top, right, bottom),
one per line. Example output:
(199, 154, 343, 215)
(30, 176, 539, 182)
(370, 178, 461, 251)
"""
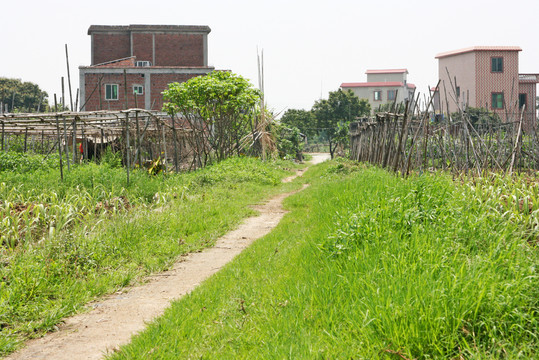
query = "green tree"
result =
(274, 123, 304, 161)
(163, 71, 261, 166)
(280, 109, 317, 139)
(451, 107, 501, 128)
(0, 77, 48, 113)
(312, 89, 370, 158)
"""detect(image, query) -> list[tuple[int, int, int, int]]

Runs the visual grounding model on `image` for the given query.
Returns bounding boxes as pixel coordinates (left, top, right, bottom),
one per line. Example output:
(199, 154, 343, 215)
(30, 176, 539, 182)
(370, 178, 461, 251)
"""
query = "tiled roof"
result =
(92, 56, 136, 68)
(88, 24, 211, 35)
(435, 46, 522, 59)
(519, 74, 539, 83)
(365, 69, 408, 74)
(341, 82, 410, 88)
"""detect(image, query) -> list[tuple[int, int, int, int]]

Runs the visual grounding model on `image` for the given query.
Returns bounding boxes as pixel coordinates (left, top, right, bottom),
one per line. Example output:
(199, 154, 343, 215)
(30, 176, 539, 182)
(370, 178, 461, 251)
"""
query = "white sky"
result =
(1, 0, 538, 114)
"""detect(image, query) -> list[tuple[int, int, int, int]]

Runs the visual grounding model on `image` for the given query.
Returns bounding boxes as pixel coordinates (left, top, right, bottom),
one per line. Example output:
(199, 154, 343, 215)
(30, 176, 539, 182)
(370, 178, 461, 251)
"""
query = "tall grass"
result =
(0, 155, 298, 356)
(109, 159, 538, 359)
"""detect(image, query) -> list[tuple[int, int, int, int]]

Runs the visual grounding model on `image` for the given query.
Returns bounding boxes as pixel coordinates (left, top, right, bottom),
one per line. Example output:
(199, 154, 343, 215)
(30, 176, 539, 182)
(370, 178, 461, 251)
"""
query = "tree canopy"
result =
(312, 89, 370, 158)
(0, 77, 48, 113)
(280, 109, 317, 138)
(163, 71, 262, 165)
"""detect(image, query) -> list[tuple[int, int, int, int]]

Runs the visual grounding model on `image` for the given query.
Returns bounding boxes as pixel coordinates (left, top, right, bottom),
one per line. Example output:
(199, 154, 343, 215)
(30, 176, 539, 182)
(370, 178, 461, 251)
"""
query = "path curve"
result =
(6, 153, 330, 360)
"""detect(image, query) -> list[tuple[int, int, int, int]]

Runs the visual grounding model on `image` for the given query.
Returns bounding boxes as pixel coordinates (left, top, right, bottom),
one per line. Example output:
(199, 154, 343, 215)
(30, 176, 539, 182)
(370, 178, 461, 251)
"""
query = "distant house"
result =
(340, 69, 416, 112)
(434, 46, 538, 125)
(79, 25, 215, 111)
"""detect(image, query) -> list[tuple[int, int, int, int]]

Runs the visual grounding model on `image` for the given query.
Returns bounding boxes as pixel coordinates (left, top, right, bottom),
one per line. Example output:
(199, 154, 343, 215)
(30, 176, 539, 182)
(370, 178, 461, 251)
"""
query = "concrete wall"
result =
(366, 72, 406, 83)
(346, 85, 412, 112)
(438, 51, 476, 113)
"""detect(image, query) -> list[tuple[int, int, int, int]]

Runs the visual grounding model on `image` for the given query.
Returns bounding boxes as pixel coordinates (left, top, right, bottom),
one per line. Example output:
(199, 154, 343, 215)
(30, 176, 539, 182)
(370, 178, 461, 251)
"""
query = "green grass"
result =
(0, 155, 301, 356)
(108, 159, 539, 359)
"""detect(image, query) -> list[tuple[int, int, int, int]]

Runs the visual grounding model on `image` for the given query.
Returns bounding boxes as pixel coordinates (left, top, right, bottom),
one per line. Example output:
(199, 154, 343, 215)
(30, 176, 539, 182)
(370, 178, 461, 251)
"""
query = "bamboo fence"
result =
(0, 109, 202, 182)
(350, 102, 539, 176)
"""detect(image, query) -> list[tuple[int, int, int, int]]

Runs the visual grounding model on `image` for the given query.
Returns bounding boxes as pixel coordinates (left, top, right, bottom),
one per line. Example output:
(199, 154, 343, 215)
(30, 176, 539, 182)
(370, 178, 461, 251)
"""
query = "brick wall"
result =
(518, 82, 537, 129)
(150, 73, 199, 110)
(83, 72, 207, 111)
(92, 34, 130, 65)
(132, 33, 154, 64)
(475, 50, 520, 115)
(155, 34, 204, 66)
(83, 73, 146, 111)
(91, 31, 204, 67)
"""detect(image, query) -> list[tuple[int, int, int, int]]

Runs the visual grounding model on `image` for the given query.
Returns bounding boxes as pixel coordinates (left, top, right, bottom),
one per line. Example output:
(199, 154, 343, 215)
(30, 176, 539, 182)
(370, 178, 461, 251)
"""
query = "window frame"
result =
(135, 61, 151, 67)
(105, 84, 119, 101)
(387, 90, 396, 101)
(519, 93, 527, 109)
(491, 92, 504, 110)
(491, 57, 504, 73)
(133, 85, 144, 95)
(374, 90, 382, 101)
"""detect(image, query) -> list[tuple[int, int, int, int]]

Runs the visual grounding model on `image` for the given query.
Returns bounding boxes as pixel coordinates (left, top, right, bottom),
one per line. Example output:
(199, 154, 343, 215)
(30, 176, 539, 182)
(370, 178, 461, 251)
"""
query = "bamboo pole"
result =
(393, 99, 410, 172)
(65, 44, 74, 111)
(123, 70, 128, 110)
(171, 114, 179, 172)
(509, 105, 525, 174)
(125, 112, 130, 185)
(72, 117, 77, 163)
(24, 127, 28, 152)
(54, 95, 64, 181)
(63, 114, 70, 171)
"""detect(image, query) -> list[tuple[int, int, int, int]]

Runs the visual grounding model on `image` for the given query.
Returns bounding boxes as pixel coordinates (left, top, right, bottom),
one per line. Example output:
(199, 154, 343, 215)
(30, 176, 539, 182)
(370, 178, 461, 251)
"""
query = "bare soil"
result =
(6, 153, 330, 360)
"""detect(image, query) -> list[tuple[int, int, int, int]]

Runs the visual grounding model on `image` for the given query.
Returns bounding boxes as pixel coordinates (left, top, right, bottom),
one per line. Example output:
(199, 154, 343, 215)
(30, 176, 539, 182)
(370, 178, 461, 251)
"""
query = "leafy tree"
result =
(451, 107, 501, 128)
(274, 123, 304, 161)
(280, 109, 317, 139)
(374, 101, 406, 114)
(0, 77, 48, 113)
(163, 71, 261, 166)
(312, 89, 370, 158)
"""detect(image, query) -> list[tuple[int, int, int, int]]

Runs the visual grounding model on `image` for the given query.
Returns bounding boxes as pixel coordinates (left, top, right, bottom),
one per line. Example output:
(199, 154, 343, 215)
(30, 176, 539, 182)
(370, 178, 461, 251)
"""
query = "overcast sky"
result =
(2, 0, 538, 114)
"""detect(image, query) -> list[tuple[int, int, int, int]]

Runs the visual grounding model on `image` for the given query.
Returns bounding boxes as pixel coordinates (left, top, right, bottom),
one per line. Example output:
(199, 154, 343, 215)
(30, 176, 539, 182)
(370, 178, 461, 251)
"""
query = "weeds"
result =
(0, 154, 296, 356)
(108, 161, 538, 359)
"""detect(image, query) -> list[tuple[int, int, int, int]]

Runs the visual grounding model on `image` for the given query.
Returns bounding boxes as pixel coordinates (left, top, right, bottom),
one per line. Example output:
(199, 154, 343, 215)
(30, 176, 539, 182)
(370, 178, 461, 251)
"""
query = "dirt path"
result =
(6, 153, 330, 360)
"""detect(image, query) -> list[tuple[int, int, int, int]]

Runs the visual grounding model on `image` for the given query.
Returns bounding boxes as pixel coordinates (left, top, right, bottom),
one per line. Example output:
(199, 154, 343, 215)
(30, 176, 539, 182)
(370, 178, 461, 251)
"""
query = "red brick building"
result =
(79, 25, 214, 111)
(435, 46, 538, 125)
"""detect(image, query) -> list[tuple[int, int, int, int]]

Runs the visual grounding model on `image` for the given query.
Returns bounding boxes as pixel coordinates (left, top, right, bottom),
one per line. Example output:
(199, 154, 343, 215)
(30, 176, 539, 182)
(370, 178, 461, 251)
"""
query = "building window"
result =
(387, 90, 396, 101)
(105, 84, 118, 100)
(491, 57, 503, 73)
(519, 93, 527, 109)
(135, 61, 151, 67)
(374, 90, 382, 101)
(456, 86, 460, 98)
(491, 92, 504, 109)
(133, 85, 144, 95)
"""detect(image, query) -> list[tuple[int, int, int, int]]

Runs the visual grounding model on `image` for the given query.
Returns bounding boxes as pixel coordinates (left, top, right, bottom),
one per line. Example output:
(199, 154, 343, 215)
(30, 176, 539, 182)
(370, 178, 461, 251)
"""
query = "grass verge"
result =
(0, 156, 301, 356)
(109, 159, 538, 359)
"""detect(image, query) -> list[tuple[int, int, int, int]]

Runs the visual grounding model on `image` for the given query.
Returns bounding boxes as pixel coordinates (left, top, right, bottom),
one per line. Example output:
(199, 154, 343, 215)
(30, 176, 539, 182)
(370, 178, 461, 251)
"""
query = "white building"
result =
(341, 69, 416, 112)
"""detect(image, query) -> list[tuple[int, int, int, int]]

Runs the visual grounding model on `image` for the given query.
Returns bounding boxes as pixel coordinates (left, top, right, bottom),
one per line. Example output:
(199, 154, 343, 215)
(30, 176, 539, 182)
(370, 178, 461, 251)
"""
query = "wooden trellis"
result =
(350, 108, 539, 176)
(0, 109, 199, 182)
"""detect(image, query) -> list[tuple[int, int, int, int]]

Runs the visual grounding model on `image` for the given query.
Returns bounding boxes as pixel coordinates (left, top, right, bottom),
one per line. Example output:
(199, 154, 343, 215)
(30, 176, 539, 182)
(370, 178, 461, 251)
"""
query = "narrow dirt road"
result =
(6, 153, 330, 360)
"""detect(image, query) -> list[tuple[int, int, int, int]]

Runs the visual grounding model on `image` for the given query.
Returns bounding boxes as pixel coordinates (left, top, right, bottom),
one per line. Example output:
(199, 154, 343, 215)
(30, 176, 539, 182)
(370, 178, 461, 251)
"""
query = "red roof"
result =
(365, 69, 408, 74)
(92, 56, 136, 67)
(341, 81, 414, 88)
(435, 46, 522, 59)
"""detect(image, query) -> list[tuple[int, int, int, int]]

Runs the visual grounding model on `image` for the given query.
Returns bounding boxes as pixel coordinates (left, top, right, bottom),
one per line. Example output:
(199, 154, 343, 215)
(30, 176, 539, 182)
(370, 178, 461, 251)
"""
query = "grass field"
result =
(108, 159, 539, 359)
(0, 153, 301, 356)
